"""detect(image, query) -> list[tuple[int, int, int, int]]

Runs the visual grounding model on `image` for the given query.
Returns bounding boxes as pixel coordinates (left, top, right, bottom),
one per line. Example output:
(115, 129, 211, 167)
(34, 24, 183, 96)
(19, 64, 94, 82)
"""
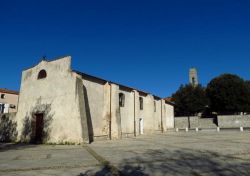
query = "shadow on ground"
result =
(0, 143, 38, 152)
(79, 149, 250, 176)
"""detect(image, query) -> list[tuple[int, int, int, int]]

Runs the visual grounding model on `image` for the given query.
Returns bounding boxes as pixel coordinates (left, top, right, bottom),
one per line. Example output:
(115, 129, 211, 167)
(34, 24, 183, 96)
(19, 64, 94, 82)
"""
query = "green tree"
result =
(172, 84, 209, 117)
(206, 74, 250, 115)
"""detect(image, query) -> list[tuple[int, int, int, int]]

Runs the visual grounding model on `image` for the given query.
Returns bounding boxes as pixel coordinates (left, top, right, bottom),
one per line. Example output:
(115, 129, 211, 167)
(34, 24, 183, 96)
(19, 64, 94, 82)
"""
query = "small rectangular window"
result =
(10, 104, 16, 109)
(139, 97, 143, 110)
(1, 94, 5, 99)
(119, 93, 125, 107)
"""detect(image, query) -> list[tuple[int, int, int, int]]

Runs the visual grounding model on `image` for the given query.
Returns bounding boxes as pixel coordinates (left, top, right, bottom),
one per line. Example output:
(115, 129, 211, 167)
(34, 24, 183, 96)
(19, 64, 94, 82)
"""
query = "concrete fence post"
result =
(217, 127, 220, 132)
(176, 128, 179, 132)
(185, 127, 189, 132)
(240, 127, 244, 132)
(195, 127, 199, 132)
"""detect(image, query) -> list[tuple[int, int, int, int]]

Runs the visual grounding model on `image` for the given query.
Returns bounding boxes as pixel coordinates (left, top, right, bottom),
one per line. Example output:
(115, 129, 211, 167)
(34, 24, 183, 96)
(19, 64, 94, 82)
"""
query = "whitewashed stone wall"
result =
(82, 78, 110, 139)
(119, 89, 134, 137)
(16, 57, 85, 143)
(15, 56, 174, 144)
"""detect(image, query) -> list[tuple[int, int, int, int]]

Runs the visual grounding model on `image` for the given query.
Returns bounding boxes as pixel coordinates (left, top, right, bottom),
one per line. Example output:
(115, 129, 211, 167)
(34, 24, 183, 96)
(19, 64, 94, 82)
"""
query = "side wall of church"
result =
(138, 95, 162, 134)
(81, 78, 110, 140)
(119, 88, 135, 137)
(116, 89, 166, 137)
(154, 100, 162, 131)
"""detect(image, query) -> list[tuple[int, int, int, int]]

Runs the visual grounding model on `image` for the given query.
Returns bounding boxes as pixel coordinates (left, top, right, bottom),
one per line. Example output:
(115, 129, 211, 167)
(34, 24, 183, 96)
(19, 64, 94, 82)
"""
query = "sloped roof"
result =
(21, 56, 172, 105)
(0, 88, 19, 95)
(73, 70, 167, 102)
(164, 97, 173, 102)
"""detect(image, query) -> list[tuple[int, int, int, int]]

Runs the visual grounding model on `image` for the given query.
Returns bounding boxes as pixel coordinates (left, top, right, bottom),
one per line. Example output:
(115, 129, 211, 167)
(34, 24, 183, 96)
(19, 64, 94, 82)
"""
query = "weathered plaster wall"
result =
(138, 95, 162, 134)
(110, 84, 121, 139)
(133, 90, 140, 136)
(118, 90, 172, 136)
(138, 95, 148, 133)
(119, 89, 134, 137)
(174, 116, 217, 129)
(82, 78, 110, 139)
(154, 99, 162, 132)
(198, 118, 217, 128)
(218, 115, 250, 128)
(16, 57, 84, 143)
(15, 56, 175, 143)
(161, 100, 167, 131)
(174, 117, 195, 129)
(165, 103, 174, 129)
(117, 90, 168, 136)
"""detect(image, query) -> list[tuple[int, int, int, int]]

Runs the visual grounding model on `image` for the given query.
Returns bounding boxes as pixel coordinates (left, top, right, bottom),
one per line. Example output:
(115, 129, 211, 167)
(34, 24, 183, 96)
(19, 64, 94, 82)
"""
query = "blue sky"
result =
(0, 0, 250, 97)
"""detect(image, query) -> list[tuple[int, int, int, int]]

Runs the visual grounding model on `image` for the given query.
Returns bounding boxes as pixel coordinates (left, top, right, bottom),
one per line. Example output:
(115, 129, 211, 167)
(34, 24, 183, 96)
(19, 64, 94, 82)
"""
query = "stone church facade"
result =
(16, 56, 174, 144)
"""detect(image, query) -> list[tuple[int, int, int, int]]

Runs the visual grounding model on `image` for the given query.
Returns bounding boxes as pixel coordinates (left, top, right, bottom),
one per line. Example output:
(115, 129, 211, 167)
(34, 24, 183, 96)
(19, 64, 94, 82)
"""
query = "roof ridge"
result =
(72, 70, 163, 99)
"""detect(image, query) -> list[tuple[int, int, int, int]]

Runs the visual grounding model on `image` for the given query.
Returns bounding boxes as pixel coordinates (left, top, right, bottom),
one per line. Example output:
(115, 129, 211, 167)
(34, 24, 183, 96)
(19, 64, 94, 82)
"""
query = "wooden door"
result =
(35, 113, 44, 143)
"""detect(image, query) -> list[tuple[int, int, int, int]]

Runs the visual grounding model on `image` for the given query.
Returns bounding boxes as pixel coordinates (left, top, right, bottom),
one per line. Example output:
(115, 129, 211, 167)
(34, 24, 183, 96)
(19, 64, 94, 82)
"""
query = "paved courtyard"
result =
(0, 131, 250, 176)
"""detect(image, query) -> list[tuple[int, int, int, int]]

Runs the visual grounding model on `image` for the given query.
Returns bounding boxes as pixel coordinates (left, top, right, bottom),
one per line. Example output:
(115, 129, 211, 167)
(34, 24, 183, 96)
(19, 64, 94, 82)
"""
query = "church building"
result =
(15, 56, 174, 144)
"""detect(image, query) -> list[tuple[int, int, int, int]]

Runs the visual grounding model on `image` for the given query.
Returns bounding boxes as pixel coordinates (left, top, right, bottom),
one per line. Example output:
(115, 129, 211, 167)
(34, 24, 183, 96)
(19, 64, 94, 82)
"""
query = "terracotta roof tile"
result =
(0, 88, 19, 95)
